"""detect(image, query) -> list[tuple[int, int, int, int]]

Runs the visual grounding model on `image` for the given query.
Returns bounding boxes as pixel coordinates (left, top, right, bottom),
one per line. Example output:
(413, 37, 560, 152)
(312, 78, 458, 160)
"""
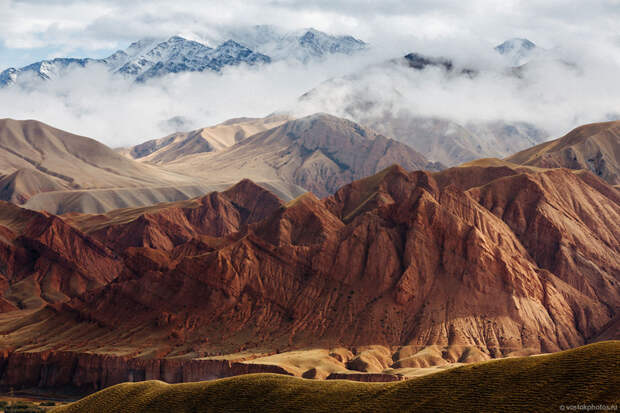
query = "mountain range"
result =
(299, 74, 549, 166)
(0, 114, 437, 213)
(0, 120, 617, 391)
(0, 27, 367, 85)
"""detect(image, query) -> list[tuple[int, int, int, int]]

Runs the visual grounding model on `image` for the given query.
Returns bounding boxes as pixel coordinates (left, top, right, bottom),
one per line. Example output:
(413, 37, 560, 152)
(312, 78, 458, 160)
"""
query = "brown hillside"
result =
(507, 120, 620, 185)
(124, 115, 289, 164)
(165, 113, 436, 198)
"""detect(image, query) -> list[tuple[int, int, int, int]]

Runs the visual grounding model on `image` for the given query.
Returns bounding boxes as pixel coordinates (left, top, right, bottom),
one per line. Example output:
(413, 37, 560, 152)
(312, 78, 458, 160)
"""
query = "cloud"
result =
(0, 1, 619, 149)
(294, 42, 620, 139)
(2, 1, 620, 59)
(0, 51, 384, 147)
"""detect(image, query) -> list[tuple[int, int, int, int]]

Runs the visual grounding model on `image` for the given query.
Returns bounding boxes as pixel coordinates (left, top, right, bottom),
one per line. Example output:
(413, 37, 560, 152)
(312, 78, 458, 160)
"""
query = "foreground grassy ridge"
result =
(54, 341, 620, 413)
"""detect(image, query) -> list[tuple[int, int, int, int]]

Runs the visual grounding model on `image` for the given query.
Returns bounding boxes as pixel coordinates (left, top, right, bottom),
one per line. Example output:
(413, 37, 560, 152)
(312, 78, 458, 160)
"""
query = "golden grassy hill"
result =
(53, 341, 620, 413)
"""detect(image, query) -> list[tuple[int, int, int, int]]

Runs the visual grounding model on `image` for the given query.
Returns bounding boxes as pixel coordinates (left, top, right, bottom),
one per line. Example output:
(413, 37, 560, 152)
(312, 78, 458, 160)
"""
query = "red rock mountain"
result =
(0, 201, 122, 309)
(507, 120, 620, 185)
(0, 160, 617, 391)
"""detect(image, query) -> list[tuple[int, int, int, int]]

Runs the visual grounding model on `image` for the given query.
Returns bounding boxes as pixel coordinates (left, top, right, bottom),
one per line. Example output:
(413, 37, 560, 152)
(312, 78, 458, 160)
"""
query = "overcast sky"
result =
(1, 0, 619, 68)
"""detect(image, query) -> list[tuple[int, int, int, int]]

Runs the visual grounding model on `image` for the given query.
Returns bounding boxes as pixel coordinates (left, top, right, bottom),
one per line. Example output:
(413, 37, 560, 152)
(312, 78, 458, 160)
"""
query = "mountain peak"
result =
(216, 39, 247, 50)
(168, 35, 188, 42)
(1, 26, 367, 85)
(495, 38, 536, 53)
(495, 38, 537, 66)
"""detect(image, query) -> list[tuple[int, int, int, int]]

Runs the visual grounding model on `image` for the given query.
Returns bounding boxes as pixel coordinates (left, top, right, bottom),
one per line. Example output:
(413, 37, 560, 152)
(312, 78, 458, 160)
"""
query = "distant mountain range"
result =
(0, 113, 435, 213)
(0, 26, 367, 85)
(224, 26, 367, 62)
(298, 38, 551, 167)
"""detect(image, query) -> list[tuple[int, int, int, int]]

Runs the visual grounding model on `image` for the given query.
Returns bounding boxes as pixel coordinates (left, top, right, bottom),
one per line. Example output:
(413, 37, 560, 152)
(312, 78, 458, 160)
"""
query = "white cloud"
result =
(0, 0, 619, 148)
(2, 1, 619, 57)
(294, 41, 620, 138)
(0, 51, 384, 147)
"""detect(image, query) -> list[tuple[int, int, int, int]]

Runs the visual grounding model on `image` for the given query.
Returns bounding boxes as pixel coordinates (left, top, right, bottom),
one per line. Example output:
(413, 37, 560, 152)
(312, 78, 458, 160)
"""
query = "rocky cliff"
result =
(0, 162, 617, 391)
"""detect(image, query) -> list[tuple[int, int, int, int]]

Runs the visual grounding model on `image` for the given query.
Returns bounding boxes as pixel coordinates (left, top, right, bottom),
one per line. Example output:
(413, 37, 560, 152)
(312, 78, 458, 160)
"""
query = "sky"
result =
(0, 0, 619, 147)
(2, 0, 619, 68)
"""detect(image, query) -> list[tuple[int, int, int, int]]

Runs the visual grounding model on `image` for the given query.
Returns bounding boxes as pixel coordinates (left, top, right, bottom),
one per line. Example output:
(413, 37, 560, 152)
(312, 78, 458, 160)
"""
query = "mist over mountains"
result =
(0, 2, 619, 408)
(0, 26, 367, 85)
(0, 26, 617, 155)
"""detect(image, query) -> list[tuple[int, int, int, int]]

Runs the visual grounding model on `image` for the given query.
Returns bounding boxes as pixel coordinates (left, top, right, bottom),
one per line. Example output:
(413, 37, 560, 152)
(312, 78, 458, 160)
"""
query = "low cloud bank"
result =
(1, 37, 619, 147)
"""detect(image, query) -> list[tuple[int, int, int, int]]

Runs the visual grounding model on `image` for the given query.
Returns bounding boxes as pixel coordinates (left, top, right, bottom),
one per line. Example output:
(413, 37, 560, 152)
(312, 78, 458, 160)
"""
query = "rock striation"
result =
(0, 161, 618, 391)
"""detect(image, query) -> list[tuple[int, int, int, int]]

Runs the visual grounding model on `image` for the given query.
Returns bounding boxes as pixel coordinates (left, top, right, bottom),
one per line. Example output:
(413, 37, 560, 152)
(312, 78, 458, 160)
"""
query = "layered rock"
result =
(72, 179, 284, 253)
(0, 162, 618, 391)
(0, 350, 291, 392)
(0, 202, 121, 308)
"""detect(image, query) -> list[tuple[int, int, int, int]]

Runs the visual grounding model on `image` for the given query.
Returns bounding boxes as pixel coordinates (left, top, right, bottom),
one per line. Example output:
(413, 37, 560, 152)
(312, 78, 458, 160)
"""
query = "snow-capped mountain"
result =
(225, 25, 367, 62)
(495, 38, 537, 66)
(0, 68, 17, 85)
(0, 36, 271, 85)
(0, 27, 366, 86)
(108, 36, 270, 81)
(0, 57, 98, 84)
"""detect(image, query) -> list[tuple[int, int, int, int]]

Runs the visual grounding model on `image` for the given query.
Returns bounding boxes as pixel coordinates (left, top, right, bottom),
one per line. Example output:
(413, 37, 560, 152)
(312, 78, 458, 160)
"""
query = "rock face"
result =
(0, 162, 618, 391)
(0, 202, 122, 308)
(71, 179, 285, 253)
(507, 121, 620, 185)
(0, 351, 291, 392)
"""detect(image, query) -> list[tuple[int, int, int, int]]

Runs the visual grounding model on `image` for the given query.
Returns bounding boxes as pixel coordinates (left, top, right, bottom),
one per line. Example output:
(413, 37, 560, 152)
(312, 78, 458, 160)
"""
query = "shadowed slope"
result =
(52, 341, 620, 413)
(166, 113, 437, 198)
(0, 168, 67, 204)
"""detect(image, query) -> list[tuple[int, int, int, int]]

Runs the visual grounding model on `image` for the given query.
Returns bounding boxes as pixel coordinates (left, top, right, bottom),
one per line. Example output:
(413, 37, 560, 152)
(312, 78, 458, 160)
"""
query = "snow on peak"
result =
(223, 26, 367, 62)
(495, 38, 537, 66)
(0, 27, 367, 86)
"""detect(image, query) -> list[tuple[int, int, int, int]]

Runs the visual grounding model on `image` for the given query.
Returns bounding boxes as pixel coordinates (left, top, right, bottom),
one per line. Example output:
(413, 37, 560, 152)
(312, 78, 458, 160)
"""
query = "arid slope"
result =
(122, 115, 290, 164)
(507, 120, 620, 185)
(0, 161, 615, 389)
(166, 113, 437, 198)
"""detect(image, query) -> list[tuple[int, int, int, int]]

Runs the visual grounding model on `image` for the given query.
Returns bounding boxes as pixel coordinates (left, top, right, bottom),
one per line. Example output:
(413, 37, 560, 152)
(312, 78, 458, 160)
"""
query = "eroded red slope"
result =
(0, 165, 618, 390)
